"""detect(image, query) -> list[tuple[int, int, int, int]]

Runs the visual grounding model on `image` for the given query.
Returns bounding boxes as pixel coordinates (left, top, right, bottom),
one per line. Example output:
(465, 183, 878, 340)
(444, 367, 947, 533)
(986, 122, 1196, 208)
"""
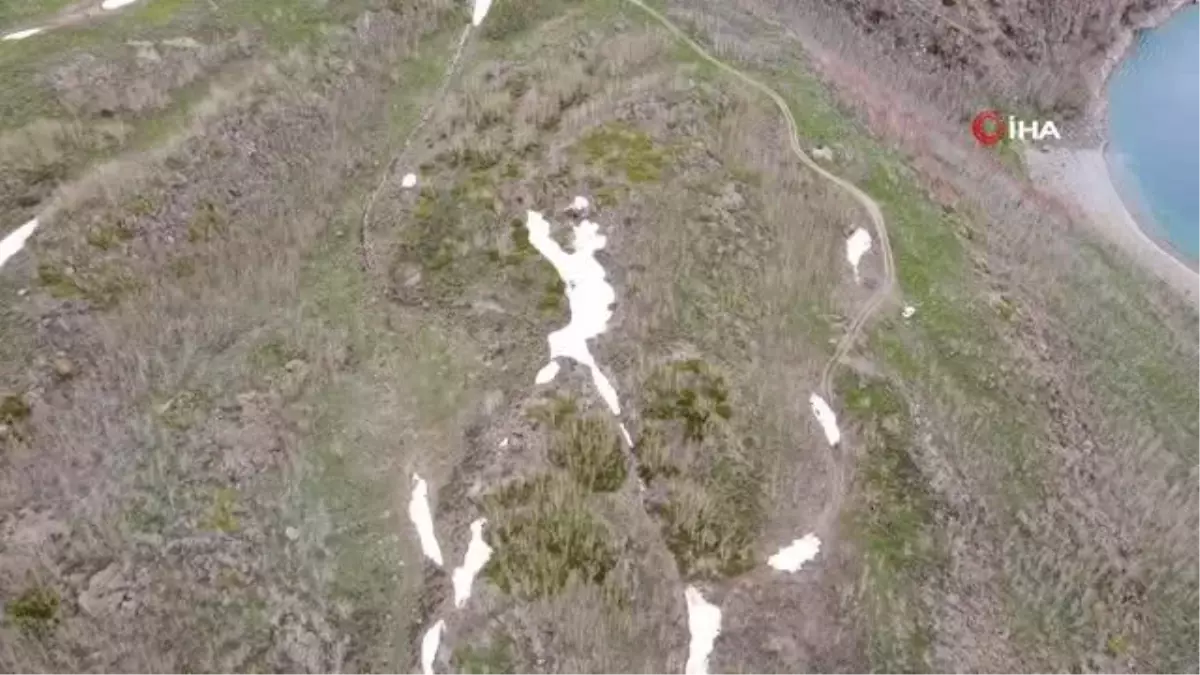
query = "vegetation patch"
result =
(155, 389, 210, 431)
(5, 586, 60, 636)
(548, 414, 628, 493)
(840, 371, 944, 673)
(479, 0, 580, 41)
(635, 359, 763, 580)
(483, 474, 617, 599)
(187, 200, 227, 243)
(251, 338, 305, 373)
(36, 260, 141, 309)
(630, 423, 679, 485)
(202, 486, 240, 534)
(85, 220, 136, 250)
(643, 358, 732, 441)
(453, 634, 518, 674)
(391, 161, 554, 308)
(574, 122, 669, 183)
(0, 393, 32, 425)
(658, 454, 764, 580)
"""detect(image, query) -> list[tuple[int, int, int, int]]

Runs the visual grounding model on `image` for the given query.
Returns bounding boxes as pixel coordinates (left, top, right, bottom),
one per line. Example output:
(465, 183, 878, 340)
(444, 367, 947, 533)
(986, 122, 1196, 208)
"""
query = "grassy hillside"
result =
(0, 0, 1195, 672)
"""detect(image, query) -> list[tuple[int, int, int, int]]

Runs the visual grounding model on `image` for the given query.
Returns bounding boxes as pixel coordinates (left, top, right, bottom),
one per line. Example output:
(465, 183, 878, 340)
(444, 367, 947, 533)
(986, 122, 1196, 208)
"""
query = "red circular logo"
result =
(971, 110, 1006, 146)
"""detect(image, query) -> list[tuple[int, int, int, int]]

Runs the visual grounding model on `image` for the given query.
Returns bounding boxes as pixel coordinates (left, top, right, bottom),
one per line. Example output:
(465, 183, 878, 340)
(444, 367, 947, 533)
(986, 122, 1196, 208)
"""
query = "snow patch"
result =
(809, 393, 841, 447)
(101, 0, 140, 9)
(471, 0, 493, 25)
(401, 172, 417, 188)
(2, 27, 45, 40)
(568, 195, 589, 214)
(534, 359, 560, 384)
(767, 533, 821, 572)
(452, 518, 493, 608)
(845, 227, 872, 284)
(684, 586, 721, 675)
(408, 474, 444, 567)
(0, 219, 40, 269)
(526, 209, 625, 420)
(420, 619, 445, 675)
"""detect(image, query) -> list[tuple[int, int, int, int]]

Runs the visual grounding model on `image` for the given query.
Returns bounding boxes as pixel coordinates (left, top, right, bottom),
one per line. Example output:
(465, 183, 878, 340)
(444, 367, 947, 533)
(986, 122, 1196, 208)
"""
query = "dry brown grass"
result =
(0, 1, 467, 671)
(0, 0, 1194, 672)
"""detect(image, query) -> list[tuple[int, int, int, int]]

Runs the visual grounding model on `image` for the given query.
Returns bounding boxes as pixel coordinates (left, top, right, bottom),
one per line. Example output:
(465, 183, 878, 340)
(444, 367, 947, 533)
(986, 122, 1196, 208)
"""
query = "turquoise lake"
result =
(1106, 4, 1199, 263)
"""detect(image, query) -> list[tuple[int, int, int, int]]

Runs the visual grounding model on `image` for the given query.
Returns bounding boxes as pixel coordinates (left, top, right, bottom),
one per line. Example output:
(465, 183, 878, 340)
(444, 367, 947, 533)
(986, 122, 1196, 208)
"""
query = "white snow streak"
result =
(101, 0, 140, 9)
(526, 209, 625, 419)
(809, 393, 841, 447)
(471, 0, 494, 26)
(420, 619, 445, 675)
(0, 219, 40, 270)
(684, 586, 721, 675)
(2, 27, 44, 40)
(568, 195, 589, 214)
(452, 519, 493, 608)
(768, 533, 822, 572)
(534, 359, 560, 384)
(408, 474, 444, 567)
(845, 227, 872, 284)
(401, 172, 417, 188)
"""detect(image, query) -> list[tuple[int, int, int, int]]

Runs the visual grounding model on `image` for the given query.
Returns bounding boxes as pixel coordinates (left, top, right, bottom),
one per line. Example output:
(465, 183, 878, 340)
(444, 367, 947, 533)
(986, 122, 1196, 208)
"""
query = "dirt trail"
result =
(359, 23, 473, 278)
(622, 0, 898, 537)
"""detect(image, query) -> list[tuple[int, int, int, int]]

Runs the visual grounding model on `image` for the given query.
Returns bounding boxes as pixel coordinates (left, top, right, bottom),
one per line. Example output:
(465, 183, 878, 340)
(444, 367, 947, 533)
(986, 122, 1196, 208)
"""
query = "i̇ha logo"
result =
(971, 110, 1061, 146)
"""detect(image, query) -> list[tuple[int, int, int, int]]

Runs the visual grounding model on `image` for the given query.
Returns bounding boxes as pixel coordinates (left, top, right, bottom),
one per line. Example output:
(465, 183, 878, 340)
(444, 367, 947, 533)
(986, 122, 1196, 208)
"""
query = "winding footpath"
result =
(359, 22, 473, 278)
(620, 0, 898, 538)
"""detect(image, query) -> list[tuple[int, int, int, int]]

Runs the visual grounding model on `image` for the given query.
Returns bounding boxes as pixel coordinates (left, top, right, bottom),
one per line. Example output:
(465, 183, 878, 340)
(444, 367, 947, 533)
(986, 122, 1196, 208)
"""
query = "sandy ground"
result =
(1024, 145, 1199, 306)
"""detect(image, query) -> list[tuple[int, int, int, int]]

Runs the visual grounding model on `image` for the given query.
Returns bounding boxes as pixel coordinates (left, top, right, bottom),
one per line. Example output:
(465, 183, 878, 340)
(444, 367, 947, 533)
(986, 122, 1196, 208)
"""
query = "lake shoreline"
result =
(1032, 1, 1199, 305)
(1025, 145, 1199, 306)
(1079, 0, 1194, 144)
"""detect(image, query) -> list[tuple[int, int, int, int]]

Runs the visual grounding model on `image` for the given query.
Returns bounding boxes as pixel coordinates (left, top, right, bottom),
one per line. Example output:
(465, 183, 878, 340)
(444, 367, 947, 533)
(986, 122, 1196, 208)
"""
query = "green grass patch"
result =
(630, 423, 679, 485)
(36, 260, 141, 308)
(85, 219, 136, 250)
(187, 200, 227, 243)
(574, 122, 669, 183)
(634, 358, 761, 579)
(548, 415, 628, 493)
(0, 393, 31, 424)
(202, 486, 240, 533)
(483, 474, 617, 599)
(643, 358, 732, 441)
(659, 454, 763, 580)
(453, 634, 518, 674)
(250, 338, 305, 373)
(479, 0, 579, 41)
(0, 0, 73, 26)
(4, 585, 60, 636)
(840, 371, 943, 673)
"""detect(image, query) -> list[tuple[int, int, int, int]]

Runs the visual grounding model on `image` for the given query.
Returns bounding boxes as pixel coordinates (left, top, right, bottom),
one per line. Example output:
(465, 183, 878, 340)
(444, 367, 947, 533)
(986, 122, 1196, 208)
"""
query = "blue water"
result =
(1106, 4, 1200, 263)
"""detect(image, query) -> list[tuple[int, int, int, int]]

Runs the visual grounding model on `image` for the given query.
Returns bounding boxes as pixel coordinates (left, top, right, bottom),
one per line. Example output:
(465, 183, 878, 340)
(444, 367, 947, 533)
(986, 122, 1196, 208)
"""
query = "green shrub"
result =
(644, 359, 732, 441)
(5, 586, 59, 635)
(484, 475, 616, 599)
(659, 455, 763, 580)
(549, 415, 627, 492)
(0, 394, 31, 424)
